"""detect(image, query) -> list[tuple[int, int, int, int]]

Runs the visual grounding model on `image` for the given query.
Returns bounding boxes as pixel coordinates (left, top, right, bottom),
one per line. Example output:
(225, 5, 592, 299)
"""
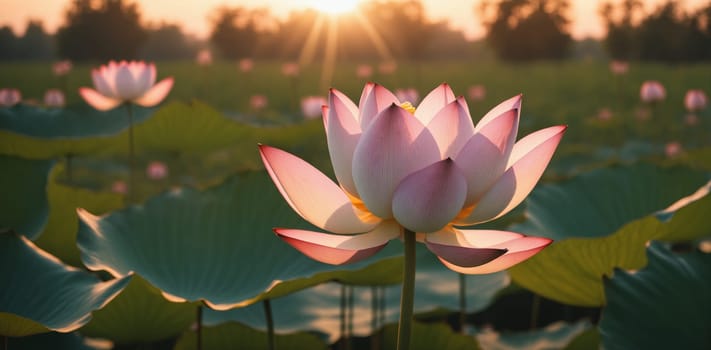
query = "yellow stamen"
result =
(400, 101, 416, 114)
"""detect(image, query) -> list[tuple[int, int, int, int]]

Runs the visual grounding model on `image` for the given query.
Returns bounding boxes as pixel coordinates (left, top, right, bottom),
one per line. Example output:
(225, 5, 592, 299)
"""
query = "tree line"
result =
(0, 0, 709, 63)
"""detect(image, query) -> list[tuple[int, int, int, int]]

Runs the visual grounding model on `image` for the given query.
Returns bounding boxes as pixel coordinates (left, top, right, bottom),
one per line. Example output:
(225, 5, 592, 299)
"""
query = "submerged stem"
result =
(263, 299, 275, 350)
(196, 305, 203, 350)
(396, 229, 416, 350)
(125, 103, 136, 203)
(459, 273, 467, 333)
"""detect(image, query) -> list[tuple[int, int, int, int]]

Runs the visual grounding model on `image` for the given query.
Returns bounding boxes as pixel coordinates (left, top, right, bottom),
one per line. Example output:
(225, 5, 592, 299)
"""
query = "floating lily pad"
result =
(563, 328, 600, 350)
(509, 166, 711, 306)
(173, 321, 328, 350)
(0, 103, 154, 138)
(599, 242, 711, 350)
(6, 331, 105, 350)
(512, 164, 708, 240)
(34, 164, 124, 266)
(476, 320, 591, 350)
(77, 170, 402, 311)
(0, 232, 130, 336)
(0, 155, 54, 239)
(205, 245, 508, 342)
(79, 275, 198, 345)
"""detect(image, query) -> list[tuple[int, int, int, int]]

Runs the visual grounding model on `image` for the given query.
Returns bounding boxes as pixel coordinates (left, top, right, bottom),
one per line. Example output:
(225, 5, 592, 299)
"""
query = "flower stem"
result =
(196, 304, 203, 350)
(371, 286, 380, 350)
(530, 294, 541, 330)
(459, 273, 467, 333)
(263, 299, 275, 350)
(125, 103, 136, 203)
(397, 229, 416, 350)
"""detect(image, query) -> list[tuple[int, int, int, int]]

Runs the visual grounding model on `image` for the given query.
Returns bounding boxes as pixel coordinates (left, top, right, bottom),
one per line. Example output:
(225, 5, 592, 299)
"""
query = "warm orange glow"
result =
(307, 0, 361, 15)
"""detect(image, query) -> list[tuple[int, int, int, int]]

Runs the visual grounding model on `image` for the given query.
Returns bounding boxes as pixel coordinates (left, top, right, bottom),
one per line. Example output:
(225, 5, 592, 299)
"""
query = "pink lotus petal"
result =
(358, 82, 375, 112)
(475, 94, 522, 132)
(115, 64, 141, 99)
(429, 229, 552, 274)
(259, 145, 380, 234)
(79, 87, 123, 111)
(92, 69, 116, 98)
(321, 105, 329, 130)
(274, 221, 400, 265)
(326, 89, 363, 196)
(392, 159, 467, 233)
(427, 98, 475, 158)
(414, 83, 456, 125)
(134, 63, 156, 95)
(133, 78, 174, 107)
(360, 84, 399, 130)
(424, 228, 508, 267)
(455, 109, 518, 206)
(352, 104, 440, 219)
(456, 125, 566, 225)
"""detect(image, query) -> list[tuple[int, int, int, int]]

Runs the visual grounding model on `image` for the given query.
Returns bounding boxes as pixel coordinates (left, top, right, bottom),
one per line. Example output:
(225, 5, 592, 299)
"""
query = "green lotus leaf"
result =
(599, 242, 711, 350)
(77, 170, 402, 310)
(512, 164, 708, 240)
(0, 232, 130, 336)
(173, 321, 328, 350)
(562, 328, 600, 350)
(476, 320, 591, 350)
(204, 245, 508, 342)
(79, 275, 198, 345)
(0, 155, 54, 239)
(509, 167, 711, 306)
(0, 103, 153, 138)
(34, 164, 124, 266)
(5, 331, 104, 350)
(380, 321, 481, 350)
(0, 104, 155, 158)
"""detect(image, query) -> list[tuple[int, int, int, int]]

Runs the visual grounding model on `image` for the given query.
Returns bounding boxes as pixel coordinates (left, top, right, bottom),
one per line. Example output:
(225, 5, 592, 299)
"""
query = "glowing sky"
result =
(0, 0, 707, 40)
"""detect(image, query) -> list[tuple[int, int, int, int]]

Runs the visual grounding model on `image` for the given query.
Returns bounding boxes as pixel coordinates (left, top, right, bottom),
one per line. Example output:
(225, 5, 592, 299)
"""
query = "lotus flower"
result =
(467, 85, 486, 102)
(378, 61, 397, 75)
(0, 88, 21, 107)
(282, 62, 300, 77)
(52, 60, 73, 76)
(79, 61, 174, 111)
(146, 161, 168, 180)
(239, 58, 254, 72)
(640, 80, 666, 103)
(250, 94, 268, 111)
(684, 89, 707, 112)
(609, 60, 629, 75)
(196, 49, 213, 66)
(43, 89, 65, 108)
(260, 83, 565, 274)
(356, 64, 373, 79)
(301, 96, 327, 119)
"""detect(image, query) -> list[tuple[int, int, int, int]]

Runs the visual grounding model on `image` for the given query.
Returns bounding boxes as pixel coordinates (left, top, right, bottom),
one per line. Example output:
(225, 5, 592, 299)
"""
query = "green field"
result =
(2, 60, 711, 349)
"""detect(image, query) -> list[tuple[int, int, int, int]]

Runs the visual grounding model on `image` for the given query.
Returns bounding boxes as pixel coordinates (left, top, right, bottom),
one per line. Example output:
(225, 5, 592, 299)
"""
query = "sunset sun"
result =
(307, 0, 361, 15)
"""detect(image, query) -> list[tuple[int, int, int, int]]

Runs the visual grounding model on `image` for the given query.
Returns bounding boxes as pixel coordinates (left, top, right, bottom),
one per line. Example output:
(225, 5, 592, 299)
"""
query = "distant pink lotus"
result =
(111, 180, 128, 194)
(44, 89, 65, 108)
(260, 83, 565, 273)
(684, 89, 707, 112)
(0, 88, 21, 107)
(685, 113, 699, 126)
(239, 58, 254, 72)
(53, 60, 73, 76)
(640, 80, 666, 103)
(79, 61, 174, 111)
(665, 142, 682, 158)
(250, 94, 268, 111)
(378, 61, 397, 75)
(282, 62, 300, 77)
(609, 60, 629, 75)
(196, 49, 213, 66)
(356, 64, 373, 79)
(146, 161, 169, 180)
(597, 108, 613, 121)
(301, 96, 327, 119)
(467, 85, 487, 102)
(395, 88, 419, 104)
